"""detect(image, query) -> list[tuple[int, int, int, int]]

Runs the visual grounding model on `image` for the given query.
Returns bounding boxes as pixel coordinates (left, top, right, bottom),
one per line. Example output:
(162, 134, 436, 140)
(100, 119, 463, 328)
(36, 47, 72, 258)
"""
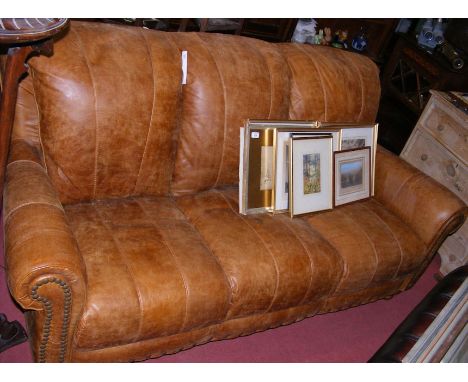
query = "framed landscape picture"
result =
(320, 123, 378, 195)
(333, 147, 371, 207)
(289, 136, 333, 217)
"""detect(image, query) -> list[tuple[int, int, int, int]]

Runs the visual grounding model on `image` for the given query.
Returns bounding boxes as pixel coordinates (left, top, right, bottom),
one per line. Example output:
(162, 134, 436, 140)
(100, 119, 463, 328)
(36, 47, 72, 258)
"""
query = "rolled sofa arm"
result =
(374, 145, 467, 254)
(3, 139, 86, 362)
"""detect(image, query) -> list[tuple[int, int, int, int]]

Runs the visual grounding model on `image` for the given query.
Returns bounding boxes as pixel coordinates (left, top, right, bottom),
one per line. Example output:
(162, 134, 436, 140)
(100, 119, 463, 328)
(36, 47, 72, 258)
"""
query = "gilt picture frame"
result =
(289, 136, 333, 217)
(240, 120, 321, 215)
(273, 127, 341, 213)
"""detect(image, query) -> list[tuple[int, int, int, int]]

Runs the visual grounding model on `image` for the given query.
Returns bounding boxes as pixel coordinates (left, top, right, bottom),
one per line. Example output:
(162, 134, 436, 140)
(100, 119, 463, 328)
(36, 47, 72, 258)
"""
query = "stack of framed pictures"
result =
(239, 120, 378, 217)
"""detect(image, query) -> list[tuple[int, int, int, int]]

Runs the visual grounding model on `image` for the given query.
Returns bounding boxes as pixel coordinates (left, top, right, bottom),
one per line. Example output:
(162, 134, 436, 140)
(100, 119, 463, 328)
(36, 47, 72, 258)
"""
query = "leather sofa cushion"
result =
(170, 36, 381, 196)
(168, 33, 291, 195)
(28, 22, 182, 204)
(66, 187, 426, 350)
(279, 44, 380, 122)
(21, 22, 380, 202)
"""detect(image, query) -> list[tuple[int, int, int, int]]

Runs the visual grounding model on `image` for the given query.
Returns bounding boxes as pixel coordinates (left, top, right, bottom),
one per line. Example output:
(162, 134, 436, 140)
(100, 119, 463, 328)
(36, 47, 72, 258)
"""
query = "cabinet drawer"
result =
(402, 129, 467, 203)
(421, 100, 468, 164)
(438, 220, 468, 275)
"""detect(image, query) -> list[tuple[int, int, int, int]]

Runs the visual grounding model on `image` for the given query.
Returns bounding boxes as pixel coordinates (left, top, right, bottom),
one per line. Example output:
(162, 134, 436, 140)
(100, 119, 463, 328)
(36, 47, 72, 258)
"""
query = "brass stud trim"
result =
(31, 277, 72, 363)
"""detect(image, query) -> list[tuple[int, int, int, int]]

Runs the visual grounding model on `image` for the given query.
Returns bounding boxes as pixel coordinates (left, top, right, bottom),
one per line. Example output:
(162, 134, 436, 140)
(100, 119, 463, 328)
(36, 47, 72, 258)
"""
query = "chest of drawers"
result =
(401, 91, 468, 275)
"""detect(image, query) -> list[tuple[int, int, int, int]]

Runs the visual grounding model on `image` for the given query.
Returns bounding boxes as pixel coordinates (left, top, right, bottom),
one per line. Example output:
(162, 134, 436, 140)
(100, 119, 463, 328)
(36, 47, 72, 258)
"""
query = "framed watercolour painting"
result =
(333, 147, 371, 207)
(273, 127, 341, 212)
(289, 136, 333, 217)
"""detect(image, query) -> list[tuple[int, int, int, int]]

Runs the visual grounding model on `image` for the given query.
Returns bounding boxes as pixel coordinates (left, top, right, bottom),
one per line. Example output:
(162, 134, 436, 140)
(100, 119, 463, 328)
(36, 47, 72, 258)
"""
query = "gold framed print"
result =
(273, 127, 341, 212)
(289, 136, 333, 217)
(239, 120, 321, 214)
(333, 147, 371, 207)
(239, 124, 275, 214)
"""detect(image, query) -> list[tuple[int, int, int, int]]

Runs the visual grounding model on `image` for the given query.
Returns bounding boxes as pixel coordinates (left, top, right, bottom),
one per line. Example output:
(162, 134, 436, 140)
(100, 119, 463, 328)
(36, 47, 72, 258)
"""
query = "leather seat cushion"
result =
(66, 187, 426, 350)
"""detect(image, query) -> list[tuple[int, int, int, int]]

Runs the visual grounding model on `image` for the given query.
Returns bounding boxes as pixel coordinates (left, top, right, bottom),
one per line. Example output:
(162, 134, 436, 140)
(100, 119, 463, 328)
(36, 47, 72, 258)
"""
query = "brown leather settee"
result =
(2, 21, 466, 362)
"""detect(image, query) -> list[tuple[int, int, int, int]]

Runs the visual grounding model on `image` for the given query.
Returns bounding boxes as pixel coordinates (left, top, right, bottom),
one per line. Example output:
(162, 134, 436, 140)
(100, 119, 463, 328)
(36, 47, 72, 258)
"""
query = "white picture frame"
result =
(289, 136, 333, 217)
(274, 128, 341, 212)
(333, 147, 371, 207)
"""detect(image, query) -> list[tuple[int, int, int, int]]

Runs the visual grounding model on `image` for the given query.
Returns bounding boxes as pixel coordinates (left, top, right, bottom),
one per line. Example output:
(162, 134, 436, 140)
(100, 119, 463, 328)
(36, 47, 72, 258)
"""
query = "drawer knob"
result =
(446, 164, 456, 177)
(437, 124, 445, 131)
(421, 154, 428, 161)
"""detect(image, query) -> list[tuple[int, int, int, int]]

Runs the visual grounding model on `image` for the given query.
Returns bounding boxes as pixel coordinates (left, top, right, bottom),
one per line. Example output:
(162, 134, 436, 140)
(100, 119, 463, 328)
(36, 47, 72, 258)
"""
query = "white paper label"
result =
(251, 131, 260, 139)
(181, 51, 188, 85)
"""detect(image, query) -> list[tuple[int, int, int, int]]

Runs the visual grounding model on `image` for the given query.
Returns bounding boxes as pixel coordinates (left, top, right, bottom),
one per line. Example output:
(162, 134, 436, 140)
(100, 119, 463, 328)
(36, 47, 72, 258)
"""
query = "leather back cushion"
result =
(168, 33, 291, 195)
(20, 21, 380, 202)
(27, 22, 182, 203)
(170, 36, 380, 195)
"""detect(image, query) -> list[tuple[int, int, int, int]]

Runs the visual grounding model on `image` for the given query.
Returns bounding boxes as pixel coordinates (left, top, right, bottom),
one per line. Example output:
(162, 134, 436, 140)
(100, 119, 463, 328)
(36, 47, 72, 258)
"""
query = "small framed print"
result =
(239, 124, 275, 214)
(289, 136, 333, 217)
(333, 147, 371, 207)
(320, 123, 378, 195)
(273, 127, 341, 212)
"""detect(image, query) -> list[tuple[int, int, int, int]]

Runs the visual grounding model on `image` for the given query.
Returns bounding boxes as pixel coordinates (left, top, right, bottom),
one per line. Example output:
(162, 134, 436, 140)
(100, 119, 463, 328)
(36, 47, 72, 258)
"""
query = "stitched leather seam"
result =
(341, 206, 380, 288)
(252, 41, 273, 119)
(300, 216, 345, 296)
(19, 80, 35, 96)
(276, 216, 316, 306)
(5, 201, 64, 223)
(72, 27, 99, 199)
(360, 201, 405, 279)
(72, 300, 331, 355)
(339, 49, 365, 121)
(197, 35, 228, 189)
(31, 277, 72, 363)
(220, 187, 327, 305)
(162, 33, 185, 196)
(29, 69, 48, 172)
(172, 198, 233, 317)
(6, 227, 70, 255)
(310, 212, 351, 295)
(390, 172, 425, 209)
(93, 204, 145, 343)
(133, 29, 156, 195)
(7, 158, 44, 169)
(134, 199, 190, 333)
(296, 44, 328, 120)
(280, 45, 302, 119)
(215, 189, 280, 314)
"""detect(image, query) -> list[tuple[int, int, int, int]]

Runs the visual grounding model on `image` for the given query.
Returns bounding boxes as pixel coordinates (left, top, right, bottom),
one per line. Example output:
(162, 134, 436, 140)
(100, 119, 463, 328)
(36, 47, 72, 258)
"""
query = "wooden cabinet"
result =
(401, 91, 468, 275)
(382, 34, 468, 115)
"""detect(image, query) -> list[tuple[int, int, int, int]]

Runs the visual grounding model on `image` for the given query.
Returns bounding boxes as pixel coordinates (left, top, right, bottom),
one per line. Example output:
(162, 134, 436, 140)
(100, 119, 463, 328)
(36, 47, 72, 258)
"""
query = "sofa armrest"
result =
(374, 145, 467, 253)
(3, 139, 86, 362)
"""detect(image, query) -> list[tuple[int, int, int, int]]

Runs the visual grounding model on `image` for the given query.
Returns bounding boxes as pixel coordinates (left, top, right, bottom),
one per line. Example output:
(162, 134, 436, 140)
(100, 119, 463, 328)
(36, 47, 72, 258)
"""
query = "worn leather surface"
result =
(3, 139, 86, 362)
(16, 22, 381, 200)
(3, 21, 467, 362)
(57, 186, 425, 352)
(375, 146, 467, 250)
(26, 22, 182, 204)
